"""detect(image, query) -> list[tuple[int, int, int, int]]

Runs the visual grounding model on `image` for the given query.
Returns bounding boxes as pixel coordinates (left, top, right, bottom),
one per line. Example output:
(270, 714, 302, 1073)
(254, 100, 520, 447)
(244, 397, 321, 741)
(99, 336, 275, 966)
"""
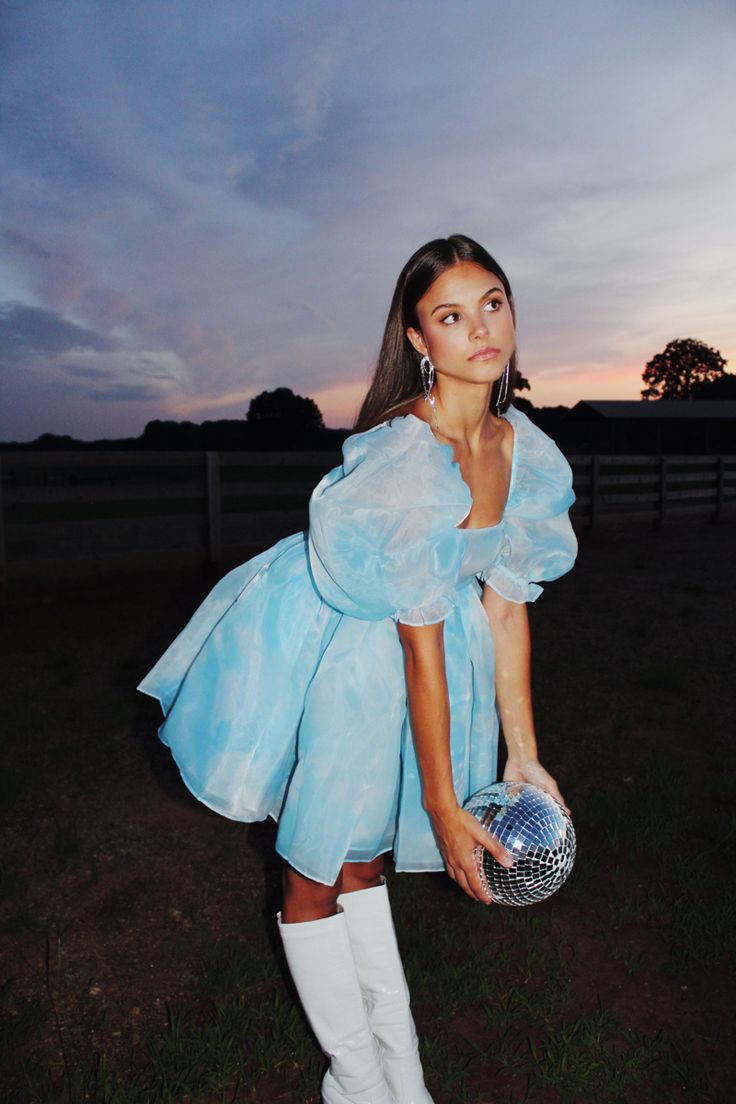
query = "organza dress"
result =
(138, 406, 577, 886)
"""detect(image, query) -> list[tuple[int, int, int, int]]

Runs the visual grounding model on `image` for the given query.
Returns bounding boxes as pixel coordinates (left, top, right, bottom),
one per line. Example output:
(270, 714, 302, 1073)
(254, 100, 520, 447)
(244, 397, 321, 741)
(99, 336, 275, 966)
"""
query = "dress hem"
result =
(274, 842, 396, 887)
(166, 749, 276, 825)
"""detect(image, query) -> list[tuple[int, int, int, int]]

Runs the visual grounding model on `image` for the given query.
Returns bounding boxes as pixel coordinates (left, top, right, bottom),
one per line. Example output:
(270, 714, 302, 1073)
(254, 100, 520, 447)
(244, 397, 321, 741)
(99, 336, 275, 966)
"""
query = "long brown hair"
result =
(354, 234, 518, 431)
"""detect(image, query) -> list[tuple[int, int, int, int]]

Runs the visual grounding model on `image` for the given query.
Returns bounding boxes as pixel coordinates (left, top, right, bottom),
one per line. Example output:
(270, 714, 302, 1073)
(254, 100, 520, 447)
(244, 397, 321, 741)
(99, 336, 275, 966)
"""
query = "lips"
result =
(469, 347, 501, 362)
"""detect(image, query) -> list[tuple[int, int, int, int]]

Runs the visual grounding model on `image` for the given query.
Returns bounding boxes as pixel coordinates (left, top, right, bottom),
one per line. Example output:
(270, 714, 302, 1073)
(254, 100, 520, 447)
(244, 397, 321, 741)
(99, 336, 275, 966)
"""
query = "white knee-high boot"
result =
(337, 879, 434, 1104)
(278, 909, 394, 1104)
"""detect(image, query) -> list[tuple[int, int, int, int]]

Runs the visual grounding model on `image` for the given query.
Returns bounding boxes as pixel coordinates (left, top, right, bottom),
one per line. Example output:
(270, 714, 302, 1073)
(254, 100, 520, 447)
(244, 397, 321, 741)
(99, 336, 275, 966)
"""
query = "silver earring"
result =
(495, 361, 510, 412)
(419, 355, 435, 403)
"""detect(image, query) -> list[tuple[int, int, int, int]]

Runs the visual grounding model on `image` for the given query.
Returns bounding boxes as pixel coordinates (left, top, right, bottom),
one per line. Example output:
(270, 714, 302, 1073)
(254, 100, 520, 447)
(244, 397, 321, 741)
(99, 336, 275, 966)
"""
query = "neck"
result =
(431, 377, 501, 446)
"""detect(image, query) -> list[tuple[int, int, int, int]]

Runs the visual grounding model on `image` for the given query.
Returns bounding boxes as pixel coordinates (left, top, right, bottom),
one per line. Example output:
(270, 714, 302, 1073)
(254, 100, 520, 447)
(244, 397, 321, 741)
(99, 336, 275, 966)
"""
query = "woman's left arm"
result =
(481, 584, 568, 809)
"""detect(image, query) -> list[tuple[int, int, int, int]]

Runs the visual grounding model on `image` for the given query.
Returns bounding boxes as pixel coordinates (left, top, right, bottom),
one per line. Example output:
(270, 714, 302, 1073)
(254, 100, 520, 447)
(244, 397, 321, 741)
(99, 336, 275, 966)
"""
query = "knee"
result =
(341, 855, 385, 893)
(282, 864, 342, 923)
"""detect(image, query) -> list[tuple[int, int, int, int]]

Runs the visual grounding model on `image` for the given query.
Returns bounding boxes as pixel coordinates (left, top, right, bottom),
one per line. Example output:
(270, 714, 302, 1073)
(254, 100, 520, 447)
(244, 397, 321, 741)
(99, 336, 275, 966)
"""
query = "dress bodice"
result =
(308, 405, 577, 624)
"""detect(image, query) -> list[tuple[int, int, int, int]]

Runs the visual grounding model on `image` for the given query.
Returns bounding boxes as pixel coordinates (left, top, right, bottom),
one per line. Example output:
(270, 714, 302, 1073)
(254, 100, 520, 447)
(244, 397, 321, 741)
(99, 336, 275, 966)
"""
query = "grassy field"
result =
(1, 518, 734, 1103)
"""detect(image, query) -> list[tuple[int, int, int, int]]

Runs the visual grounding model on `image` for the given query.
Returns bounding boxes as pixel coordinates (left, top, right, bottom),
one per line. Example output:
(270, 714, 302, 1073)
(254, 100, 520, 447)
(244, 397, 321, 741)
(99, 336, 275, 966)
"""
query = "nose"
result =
(469, 312, 490, 341)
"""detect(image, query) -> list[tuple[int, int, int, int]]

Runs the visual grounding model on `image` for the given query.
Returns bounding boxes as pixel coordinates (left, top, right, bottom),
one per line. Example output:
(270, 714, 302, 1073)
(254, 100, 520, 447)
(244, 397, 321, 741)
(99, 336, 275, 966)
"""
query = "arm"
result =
(481, 585, 566, 807)
(397, 620, 514, 903)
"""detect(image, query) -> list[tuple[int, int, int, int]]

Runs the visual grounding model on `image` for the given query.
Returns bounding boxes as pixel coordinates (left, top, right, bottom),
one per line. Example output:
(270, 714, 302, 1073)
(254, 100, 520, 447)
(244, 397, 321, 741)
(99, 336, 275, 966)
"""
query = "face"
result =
(406, 261, 516, 387)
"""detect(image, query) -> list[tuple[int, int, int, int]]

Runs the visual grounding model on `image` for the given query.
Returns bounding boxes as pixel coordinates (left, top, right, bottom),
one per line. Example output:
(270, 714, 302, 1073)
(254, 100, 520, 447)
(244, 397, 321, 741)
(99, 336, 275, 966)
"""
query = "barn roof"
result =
(571, 400, 736, 420)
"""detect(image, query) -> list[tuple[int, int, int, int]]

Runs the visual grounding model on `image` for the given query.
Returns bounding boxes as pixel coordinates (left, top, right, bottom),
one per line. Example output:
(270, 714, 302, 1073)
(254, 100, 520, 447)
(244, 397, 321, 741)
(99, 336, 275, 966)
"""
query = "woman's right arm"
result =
(397, 621, 514, 902)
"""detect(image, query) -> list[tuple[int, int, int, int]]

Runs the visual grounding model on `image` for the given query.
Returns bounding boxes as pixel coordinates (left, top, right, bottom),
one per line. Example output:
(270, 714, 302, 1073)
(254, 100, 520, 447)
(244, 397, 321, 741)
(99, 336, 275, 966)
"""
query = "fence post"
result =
(714, 455, 725, 522)
(658, 456, 667, 527)
(205, 451, 222, 563)
(0, 456, 5, 582)
(589, 455, 600, 530)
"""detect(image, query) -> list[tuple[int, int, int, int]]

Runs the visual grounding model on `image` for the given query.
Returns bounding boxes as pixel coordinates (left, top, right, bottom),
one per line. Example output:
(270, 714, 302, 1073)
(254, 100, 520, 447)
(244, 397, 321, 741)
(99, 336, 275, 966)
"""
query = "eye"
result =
(440, 311, 460, 326)
(483, 298, 503, 313)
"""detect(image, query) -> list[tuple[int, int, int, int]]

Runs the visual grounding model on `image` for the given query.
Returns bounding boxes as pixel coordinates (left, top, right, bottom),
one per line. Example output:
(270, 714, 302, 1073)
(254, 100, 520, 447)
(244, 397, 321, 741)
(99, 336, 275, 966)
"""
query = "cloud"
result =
(62, 364, 109, 380)
(280, 29, 345, 158)
(87, 383, 165, 403)
(56, 348, 186, 401)
(3, 227, 64, 263)
(0, 300, 115, 361)
(166, 386, 260, 420)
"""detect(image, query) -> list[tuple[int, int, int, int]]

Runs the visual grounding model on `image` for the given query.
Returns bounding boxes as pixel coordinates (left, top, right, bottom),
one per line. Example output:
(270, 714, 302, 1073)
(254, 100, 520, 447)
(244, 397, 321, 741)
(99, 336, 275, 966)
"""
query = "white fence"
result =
(1, 450, 735, 577)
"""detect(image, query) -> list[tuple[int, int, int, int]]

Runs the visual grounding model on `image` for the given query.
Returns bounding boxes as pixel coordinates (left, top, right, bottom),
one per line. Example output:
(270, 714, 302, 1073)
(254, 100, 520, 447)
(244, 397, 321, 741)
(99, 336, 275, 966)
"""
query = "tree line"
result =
(2, 340, 733, 452)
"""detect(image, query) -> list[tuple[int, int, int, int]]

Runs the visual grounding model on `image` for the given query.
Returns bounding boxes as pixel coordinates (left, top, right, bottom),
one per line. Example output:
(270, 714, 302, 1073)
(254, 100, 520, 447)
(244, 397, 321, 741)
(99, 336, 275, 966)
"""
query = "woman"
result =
(138, 234, 577, 1104)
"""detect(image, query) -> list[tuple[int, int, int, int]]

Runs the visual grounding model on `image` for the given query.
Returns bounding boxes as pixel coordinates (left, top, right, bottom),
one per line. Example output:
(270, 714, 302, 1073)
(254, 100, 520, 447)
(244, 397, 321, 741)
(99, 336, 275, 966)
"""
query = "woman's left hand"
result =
(503, 758, 569, 813)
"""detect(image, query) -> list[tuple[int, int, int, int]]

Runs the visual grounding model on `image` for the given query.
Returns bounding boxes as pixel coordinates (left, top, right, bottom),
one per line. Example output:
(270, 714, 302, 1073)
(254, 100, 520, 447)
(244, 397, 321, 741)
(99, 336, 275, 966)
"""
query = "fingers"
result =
(531, 781, 571, 817)
(538, 777, 570, 814)
(434, 806, 519, 904)
(553, 788, 570, 814)
(444, 817, 514, 904)
(504, 760, 572, 816)
(443, 835, 494, 903)
(462, 810, 515, 869)
(451, 863, 478, 901)
(448, 858, 491, 904)
(475, 827, 515, 869)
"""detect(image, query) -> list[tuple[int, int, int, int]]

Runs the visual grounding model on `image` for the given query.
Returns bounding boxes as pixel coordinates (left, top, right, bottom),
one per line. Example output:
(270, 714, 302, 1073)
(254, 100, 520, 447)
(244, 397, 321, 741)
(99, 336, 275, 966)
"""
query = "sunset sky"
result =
(1, 0, 734, 440)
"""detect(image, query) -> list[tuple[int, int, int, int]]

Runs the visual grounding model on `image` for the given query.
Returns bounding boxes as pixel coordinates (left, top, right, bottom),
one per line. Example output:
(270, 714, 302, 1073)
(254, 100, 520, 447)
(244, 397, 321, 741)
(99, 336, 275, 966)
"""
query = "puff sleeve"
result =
(308, 416, 471, 625)
(480, 407, 577, 603)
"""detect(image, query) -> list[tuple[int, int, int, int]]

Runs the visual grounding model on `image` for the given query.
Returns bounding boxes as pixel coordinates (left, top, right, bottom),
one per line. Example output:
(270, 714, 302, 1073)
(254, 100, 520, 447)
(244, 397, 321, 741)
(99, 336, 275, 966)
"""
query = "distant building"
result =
(559, 400, 736, 453)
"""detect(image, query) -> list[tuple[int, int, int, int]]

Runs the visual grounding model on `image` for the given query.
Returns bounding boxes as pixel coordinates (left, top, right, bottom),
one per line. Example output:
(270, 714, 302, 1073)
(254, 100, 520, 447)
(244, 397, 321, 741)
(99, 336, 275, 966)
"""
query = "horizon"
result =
(6, 389, 736, 447)
(2, 1, 734, 442)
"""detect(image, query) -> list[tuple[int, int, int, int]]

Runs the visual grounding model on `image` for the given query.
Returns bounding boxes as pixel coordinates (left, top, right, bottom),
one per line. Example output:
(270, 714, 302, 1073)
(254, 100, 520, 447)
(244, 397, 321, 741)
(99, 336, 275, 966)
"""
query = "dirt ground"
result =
(1, 516, 735, 1102)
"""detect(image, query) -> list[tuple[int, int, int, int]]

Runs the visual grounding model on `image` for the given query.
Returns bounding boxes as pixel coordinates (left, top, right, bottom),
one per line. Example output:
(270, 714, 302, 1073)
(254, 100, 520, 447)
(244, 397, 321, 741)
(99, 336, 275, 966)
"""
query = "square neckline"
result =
(400, 408, 518, 533)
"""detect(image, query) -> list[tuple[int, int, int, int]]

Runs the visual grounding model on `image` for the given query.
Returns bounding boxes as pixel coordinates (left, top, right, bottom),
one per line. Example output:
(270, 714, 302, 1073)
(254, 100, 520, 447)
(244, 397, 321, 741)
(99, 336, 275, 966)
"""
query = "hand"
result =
(503, 757, 569, 813)
(429, 802, 515, 904)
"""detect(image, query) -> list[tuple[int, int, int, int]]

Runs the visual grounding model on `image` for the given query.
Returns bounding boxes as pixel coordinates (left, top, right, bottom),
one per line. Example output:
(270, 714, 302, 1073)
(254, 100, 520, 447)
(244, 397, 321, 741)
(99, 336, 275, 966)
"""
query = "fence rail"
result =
(568, 454, 736, 525)
(1, 449, 735, 577)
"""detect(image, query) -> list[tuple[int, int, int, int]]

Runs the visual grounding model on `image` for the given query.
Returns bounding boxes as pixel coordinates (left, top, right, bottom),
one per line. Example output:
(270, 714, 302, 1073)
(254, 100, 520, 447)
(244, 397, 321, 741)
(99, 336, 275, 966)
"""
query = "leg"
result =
(282, 862, 343, 923)
(337, 864, 434, 1104)
(341, 855, 385, 894)
(278, 863, 392, 1104)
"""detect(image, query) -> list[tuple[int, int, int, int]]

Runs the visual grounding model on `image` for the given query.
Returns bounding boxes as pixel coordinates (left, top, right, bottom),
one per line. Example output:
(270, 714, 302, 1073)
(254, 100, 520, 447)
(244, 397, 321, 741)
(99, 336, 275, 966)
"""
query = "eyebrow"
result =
(430, 286, 505, 315)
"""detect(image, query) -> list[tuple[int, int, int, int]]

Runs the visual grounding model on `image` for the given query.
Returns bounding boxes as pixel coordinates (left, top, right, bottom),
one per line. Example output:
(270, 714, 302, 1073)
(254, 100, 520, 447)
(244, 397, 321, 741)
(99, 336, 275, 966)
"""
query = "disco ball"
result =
(463, 782, 576, 906)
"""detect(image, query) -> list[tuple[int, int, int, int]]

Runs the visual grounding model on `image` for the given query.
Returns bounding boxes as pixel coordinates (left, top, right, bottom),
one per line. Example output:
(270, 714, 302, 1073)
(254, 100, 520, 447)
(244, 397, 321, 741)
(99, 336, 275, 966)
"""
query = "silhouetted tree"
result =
(200, 419, 250, 449)
(691, 371, 736, 399)
(247, 387, 324, 428)
(31, 433, 81, 450)
(641, 339, 727, 400)
(246, 387, 325, 447)
(140, 420, 203, 449)
(507, 370, 532, 415)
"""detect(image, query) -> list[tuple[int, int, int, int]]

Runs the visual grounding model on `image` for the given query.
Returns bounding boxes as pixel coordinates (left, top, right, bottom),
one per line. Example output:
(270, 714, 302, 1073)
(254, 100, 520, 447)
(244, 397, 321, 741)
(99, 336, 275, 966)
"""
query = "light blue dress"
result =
(138, 406, 577, 886)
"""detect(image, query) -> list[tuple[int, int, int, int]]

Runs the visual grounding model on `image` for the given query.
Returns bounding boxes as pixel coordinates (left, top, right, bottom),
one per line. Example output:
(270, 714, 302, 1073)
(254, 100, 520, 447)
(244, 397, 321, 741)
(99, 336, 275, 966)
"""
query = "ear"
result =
(406, 326, 427, 357)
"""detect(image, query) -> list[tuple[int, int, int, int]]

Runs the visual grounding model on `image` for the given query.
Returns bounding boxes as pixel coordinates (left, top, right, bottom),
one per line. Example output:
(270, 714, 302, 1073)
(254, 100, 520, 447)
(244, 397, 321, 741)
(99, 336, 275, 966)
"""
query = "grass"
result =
(3, 859, 713, 1104)
(576, 750, 736, 971)
(5, 931, 321, 1103)
(630, 663, 691, 696)
(506, 1006, 708, 1104)
(2, 522, 735, 1103)
(4, 726, 726, 1104)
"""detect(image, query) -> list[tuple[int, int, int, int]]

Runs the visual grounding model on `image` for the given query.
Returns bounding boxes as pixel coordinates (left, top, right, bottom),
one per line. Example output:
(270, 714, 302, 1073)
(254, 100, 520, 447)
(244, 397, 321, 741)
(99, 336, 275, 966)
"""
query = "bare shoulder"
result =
(387, 396, 427, 423)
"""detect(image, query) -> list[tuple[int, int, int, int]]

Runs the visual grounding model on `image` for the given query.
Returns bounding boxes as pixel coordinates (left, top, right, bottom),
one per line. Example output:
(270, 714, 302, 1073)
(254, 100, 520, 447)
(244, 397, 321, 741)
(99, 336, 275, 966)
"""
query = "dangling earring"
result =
(419, 355, 440, 433)
(419, 355, 435, 403)
(495, 361, 511, 412)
